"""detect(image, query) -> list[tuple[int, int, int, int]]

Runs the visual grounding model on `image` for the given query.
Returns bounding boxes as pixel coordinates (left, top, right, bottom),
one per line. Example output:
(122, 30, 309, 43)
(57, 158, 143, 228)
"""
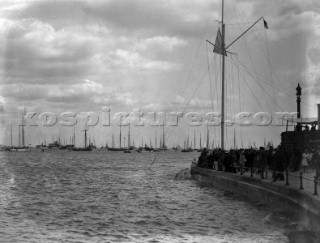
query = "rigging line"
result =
(243, 77, 281, 137)
(207, 53, 215, 139)
(228, 41, 296, 109)
(205, 54, 213, 118)
(149, 70, 209, 168)
(240, 33, 276, 117)
(226, 10, 268, 114)
(224, 43, 280, 111)
(230, 54, 236, 126)
(210, 54, 217, 112)
(212, 54, 221, 144)
(179, 1, 216, 98)
(234, 55, 244, 147)
(206, 43, 215, 112)
(230, 67, 284, 139)
(229, 57, 291, 112)
(212, 51, 220, 111)
(228, 59, 274, 124)
(212, 54, 220, 140)
(228, 57, 237, 148)
(249, 27, 296, 109)
(233, 1, 297, 110)
(234, 56, 303, 110)
(228, 58, 283, 111)
(246, 14, 278, 111)
(231, 55, 236, 148)
(225, 22, 259, 26)
(214, 54, 221, 112)
(235, 62, 282, 137)
(225, 56, 234, 148)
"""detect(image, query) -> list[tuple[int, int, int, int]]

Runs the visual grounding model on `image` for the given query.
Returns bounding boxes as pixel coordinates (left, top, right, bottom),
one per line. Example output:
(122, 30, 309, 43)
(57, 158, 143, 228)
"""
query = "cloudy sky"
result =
(1, 0, 320, 148)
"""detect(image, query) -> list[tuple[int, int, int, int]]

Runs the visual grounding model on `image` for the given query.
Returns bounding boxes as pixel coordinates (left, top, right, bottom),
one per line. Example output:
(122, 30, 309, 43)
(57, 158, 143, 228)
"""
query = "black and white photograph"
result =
(1, 0, 320, 242)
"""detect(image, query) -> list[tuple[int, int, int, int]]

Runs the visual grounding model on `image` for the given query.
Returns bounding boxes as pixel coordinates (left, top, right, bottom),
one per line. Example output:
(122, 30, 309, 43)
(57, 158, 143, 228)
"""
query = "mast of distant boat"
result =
(193, 129, 196, 150)
(206, 124, 209, 149)
(128, 124, 131, 148)
(10, 124, 13, 147)
(162, 120, 165, 149)
(84, 129, 87, 148)
(221, 0, 226, 150)
(119, 118, 122, 149)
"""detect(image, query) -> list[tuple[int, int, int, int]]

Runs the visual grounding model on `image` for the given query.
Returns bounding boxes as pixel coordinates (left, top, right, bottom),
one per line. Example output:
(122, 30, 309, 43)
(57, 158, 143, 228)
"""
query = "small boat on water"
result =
(9, 146, 30, 152)
(181, 148, 194, 152)
(59, 145, 75, 150)
(72, 147, 92, 151)
(9, 113, 30, 152)
(108, 147, 124, 151)
(48, 141, 60, 149)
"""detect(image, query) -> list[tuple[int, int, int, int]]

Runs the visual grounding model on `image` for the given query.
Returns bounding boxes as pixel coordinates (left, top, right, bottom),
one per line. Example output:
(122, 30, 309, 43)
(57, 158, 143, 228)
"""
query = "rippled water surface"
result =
(0, 149, 295, 242)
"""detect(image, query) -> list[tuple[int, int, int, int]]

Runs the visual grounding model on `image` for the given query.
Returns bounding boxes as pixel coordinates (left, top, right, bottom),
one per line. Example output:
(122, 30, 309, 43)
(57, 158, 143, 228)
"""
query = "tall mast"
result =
(73, 125, 76, 145)
(206, 124, 209, 149)
(10, 124, 12, 147)
(155, 129, 157, 149)
(187, 133, 189, 148)
(162, 124, 165, 149)
(119, 118, 122, 149)
(233, 127, 236, 149)
(221, 0, 226, 150)
(18, 123, 21, 147)
(193, 129, 196, 150)
(84, 129, 87, 147)
(128, 124, 131, 148)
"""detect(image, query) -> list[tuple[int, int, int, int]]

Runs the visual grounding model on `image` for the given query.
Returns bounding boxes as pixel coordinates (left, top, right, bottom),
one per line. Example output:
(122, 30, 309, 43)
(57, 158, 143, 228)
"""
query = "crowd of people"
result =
(197, 145, 320, 181)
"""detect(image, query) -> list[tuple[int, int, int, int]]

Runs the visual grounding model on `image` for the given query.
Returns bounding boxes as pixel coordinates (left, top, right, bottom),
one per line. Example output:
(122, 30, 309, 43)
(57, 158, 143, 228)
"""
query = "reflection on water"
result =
(0, 149, 308, 242)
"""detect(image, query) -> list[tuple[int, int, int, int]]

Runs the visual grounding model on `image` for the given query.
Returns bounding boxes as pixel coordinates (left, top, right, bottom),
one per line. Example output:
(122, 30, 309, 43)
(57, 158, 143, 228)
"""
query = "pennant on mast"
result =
(263, 19, 268, 29)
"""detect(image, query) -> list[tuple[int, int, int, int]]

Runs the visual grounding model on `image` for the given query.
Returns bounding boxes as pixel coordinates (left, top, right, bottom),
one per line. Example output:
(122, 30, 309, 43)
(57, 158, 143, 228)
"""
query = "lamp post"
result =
(296, 83, 301, 119)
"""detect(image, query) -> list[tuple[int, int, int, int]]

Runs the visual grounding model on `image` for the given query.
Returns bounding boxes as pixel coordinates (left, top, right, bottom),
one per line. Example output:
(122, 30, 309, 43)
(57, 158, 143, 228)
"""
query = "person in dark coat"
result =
(208, 151, 215, 170)
(198, 148, 208, 168)
(273, 147, 285, 181)
(289, 147, 301, 172)
(217, 149, 225, 171)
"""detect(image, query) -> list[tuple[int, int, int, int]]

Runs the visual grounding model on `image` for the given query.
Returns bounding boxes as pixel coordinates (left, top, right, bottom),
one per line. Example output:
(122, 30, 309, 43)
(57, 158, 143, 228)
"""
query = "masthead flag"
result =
(263, 19, 269, 29)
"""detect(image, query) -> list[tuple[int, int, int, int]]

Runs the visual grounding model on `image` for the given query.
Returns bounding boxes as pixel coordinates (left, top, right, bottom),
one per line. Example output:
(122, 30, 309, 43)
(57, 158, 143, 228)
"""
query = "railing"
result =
(195, 161, 319, 197)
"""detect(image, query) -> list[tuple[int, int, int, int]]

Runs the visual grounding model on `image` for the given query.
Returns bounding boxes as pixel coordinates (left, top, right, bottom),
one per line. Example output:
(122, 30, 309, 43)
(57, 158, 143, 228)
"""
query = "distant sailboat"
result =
(10, 108, 29, 152)
(108, 122, 124, 151)
(72, 125, 92, 151)
(181, 133, 193, 152)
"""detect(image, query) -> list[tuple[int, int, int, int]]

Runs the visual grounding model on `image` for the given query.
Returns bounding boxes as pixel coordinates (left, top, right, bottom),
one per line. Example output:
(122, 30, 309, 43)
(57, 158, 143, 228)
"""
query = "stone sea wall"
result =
(191, 166, 320, 231)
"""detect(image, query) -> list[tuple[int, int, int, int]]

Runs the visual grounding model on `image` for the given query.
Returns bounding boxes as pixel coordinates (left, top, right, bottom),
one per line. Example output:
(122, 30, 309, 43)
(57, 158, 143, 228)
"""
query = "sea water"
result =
(0, 149, 309, 242)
